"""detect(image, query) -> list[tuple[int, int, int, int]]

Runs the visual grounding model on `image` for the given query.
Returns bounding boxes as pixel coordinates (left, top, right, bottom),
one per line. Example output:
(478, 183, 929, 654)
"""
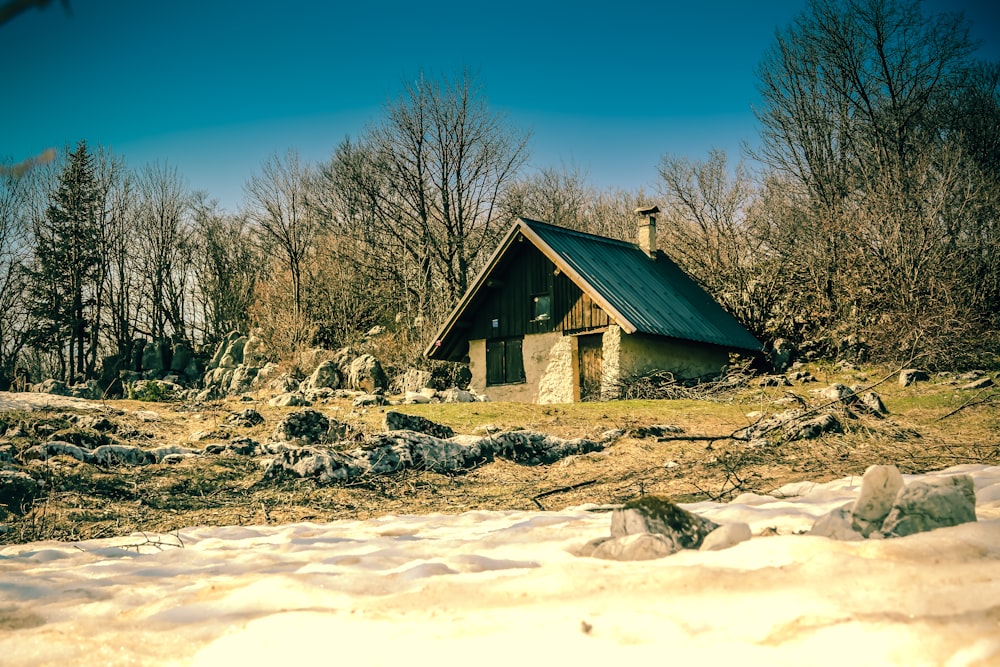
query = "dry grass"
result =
(1, 363, 997, 544)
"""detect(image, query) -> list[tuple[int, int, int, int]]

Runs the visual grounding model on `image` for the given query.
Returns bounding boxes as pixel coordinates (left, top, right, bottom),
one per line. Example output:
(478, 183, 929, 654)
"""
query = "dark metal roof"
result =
(520, 219, 762, 351)
(425, 218, 761, 358)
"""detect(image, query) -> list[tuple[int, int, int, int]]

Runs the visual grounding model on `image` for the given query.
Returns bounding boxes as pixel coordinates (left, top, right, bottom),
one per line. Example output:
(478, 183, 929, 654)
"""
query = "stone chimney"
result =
(634, 205, 660, 259)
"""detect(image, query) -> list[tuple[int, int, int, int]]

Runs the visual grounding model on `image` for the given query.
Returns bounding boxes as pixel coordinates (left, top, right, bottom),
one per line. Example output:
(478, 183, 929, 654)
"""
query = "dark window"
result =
(486, 337, 525, 386)
(531, 293, 551, 321)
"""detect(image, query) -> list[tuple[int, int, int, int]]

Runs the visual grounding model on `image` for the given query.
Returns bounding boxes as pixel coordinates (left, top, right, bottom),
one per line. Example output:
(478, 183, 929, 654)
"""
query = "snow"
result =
(2, 464, 999, 667)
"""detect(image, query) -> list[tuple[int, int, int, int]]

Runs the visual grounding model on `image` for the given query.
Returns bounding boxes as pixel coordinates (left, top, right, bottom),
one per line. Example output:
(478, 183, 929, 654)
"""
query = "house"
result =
(424, 207, 762, 403)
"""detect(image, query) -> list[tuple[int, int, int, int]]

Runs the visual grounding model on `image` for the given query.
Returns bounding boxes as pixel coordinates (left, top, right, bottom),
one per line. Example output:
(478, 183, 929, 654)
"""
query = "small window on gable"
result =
(531, 293, 551, 322)
(486, 337, 525, 386)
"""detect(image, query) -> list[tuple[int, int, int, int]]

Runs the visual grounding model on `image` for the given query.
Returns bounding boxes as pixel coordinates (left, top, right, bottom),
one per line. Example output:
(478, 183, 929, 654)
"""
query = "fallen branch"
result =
(531, 479, 598, 510)
(936, 391, 999, 421)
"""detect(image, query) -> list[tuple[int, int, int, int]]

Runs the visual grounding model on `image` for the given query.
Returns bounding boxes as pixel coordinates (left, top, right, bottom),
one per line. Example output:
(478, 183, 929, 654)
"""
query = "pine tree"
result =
(28, 140, 101, 384)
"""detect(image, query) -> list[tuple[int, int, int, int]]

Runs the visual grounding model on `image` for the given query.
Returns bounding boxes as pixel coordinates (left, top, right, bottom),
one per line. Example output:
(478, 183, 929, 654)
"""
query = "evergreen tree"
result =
(28, 140, 101, 384)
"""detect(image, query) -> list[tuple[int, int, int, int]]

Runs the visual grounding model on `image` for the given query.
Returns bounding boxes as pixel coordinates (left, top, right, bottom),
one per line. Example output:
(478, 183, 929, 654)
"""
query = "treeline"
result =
(1, 0, 998, 390)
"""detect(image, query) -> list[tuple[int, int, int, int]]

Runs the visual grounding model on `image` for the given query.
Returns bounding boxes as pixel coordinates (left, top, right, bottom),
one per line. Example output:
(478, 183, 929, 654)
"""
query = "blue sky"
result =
(3, 0, 998, 212)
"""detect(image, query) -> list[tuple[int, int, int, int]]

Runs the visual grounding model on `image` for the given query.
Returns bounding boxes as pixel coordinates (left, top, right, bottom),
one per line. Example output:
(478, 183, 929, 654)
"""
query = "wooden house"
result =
(424, 208, 762, 403)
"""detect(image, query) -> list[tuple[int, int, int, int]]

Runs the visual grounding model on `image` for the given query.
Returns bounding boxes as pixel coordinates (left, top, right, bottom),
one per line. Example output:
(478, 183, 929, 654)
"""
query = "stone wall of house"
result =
(615, 331, 730, 385)
(469, 332, 569, 403)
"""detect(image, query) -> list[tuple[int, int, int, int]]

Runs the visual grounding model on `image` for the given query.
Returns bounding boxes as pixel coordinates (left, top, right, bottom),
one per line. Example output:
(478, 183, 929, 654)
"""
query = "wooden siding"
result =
(466, 239, 609, 340)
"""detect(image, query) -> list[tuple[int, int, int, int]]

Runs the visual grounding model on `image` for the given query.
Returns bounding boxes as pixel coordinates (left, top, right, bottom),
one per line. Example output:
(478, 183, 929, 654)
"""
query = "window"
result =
(531, 293, 551, 322)
(486, 337, 525, 386)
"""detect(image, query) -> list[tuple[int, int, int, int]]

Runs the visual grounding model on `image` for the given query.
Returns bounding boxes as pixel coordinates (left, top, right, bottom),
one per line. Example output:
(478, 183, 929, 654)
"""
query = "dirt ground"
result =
(1, 363, 997, 544)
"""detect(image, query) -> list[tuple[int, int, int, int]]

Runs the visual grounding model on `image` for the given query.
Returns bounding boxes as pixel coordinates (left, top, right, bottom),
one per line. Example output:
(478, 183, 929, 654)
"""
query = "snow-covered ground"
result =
(2, 464, 999, 667)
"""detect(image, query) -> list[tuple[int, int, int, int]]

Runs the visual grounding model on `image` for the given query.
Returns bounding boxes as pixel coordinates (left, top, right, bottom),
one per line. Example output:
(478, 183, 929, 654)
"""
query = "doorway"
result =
(577, 333, 603, 401)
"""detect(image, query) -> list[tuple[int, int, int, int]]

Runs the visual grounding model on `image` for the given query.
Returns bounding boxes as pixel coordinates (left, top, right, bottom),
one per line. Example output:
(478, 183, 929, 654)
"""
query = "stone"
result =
(757, 375, 791, 387)
(268, 392, 310, 408)
(590, 533, 680, 561)
(851, 464, 905, 537)
(348, 354, 388, 393)
(628, 424, 685, 439)
(0, 470, 41, 514)
(394, 368, 433, 395)
(227, 365, 258, 395)
(880, 475, 977, 537)
(271, 410, 329, 445)
(771, 338, 794, 372)
(700, 523, 752, 551)
(491, 430, 605, 466)
(439, 387, 477, 403)
(303, 360, 342, 392)
(89, 444, 156, 466)
(611, 496, 719, 549)
(819, 383, 855, 403)
(384, 411, 455, 439)
(960, 377, 994, 391)
(352, 394, 388, 407)
(898, 369, 929, 387)
(788, 413, 842, 440)
(169, 341, 194, 374)
(857, 391, 887, 416)
(225, 409, 264, 428)
(21, 441, 91, 463)
(403, 391, 431, 404)
(31, 378, 70, 396)
(809, 504, 864, 541)
(242, 332, 268, 366)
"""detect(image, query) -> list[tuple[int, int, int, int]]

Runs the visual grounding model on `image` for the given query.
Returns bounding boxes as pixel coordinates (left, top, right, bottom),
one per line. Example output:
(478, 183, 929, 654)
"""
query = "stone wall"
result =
(469, 332, 569, 403)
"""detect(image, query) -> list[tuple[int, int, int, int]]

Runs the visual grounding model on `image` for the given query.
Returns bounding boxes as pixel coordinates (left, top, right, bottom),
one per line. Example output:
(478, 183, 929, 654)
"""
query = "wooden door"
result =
(577, 334, 603, 401)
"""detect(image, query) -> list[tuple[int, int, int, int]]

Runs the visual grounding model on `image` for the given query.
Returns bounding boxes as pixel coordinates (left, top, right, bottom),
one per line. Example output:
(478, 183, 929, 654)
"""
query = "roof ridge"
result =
(518, 217, 638, 250)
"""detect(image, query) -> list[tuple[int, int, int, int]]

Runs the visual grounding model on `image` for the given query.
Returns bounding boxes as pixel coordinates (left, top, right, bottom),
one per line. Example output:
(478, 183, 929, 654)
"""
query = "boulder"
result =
(700, 523, 753, 551)
(304, 360, 342, 391)
(384, 411, 455, 439)
(788, 413, 842, 440)
(589, 533, 680, 561)
(809, 504, 864, 541)
(439, 387, 478, 403)
(0, 470, 41, 514)
(403, 391, 431, 404)
(898, 369, 929, 387)
(857, 391, 887, 416)
(89, 444, 156, 466)
(31, 378, 70, 396)
(851, 464, 905, 537)
(242, 332, 268, 366)
(268, 392, 310, 408)
(353, 394, 388, 408)
(21, 441, 91, 463)
(611, 496, 719, 549)
(880, 475, 977, 537)
(348, 355, 388, 393)
(225, 409, 264, 428)
(491, 430, 605, 465)
(960, 377, 994, 391)
(771, 338, 794, 372)
(393, 368, 433, 395)
(271, 409, 330, 445)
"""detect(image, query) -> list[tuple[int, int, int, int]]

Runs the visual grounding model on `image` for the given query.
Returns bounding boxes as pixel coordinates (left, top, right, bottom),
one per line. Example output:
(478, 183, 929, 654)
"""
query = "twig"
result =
(531, 479, 598, 510)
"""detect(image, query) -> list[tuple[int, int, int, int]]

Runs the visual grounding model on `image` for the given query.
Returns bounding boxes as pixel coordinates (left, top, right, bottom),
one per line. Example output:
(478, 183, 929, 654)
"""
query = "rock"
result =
(757, 375, 791, 387)
(384, 411, 455, 439)
(491, 430, 605, 465)
(352, 394, 388, 408)
(957, 370, 984, 381)
(271, 410, 329, 445)
(819, 383, 855, 403)
(149, 445, 200, 463)
(590, 533, 680, 561)
(788, 370, 816, 383)
(242, 332, 268, 366)
(960, 377, 994, 391)
(304, 360, 342, 392)
(268, 392, 310, 408)
(361, 431, 494, 475)
(771, 338, 794, 372)
(347, 355, 388, 393)
(169, 341, 194, 374)
(788, 413, 842, 440)
(48, 428, 108, 450)
(225, 409, 264, 428)
(227, 365, 258, 395)
(439, 387, 478, 403)
(880, 475, 977, 537)
(628, 424, 685, 439)
(851, 464, 905, 537)
(403, 391, 431, 404)
(899, 369, 929, 387)
(394, 368, 432, 395)
(21, 441, 91, 463)
(857, 391, 887, 416)
(611, 496, 719, 549)
(809, 504, 864, 541)
(0, 470, 41, 514)
(700, 522, 752, 551)
(225, 437, 262, 456)
(31, 378, 71, 396)
(89, 444, 156, 466)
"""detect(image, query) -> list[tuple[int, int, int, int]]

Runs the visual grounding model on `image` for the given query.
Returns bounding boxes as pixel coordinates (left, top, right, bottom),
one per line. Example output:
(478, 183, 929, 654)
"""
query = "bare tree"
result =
(0, 161, 33, 386)
(245, 150, 316, 319)
(135, 162, 192, 341)
(315, 70, 530, 325)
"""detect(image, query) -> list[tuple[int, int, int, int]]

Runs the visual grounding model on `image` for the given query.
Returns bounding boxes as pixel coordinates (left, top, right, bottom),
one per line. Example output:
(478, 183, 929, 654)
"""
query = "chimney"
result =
(634, 205, 660, 259)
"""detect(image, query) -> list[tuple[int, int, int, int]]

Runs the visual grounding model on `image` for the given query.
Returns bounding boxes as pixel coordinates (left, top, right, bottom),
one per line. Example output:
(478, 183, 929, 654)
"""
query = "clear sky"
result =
(3, 0, 998, 212)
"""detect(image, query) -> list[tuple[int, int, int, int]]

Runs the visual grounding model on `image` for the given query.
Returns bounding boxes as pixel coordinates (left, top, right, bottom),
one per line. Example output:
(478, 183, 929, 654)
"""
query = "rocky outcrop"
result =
(383, 411, 455, 439)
